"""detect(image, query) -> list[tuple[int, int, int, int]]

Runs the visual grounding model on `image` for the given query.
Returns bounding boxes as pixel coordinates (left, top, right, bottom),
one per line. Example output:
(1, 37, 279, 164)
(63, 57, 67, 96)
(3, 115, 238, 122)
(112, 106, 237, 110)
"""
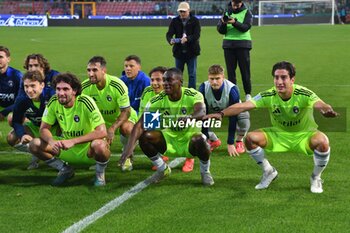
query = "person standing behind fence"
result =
(166, 1, 201, 89)
(217, 0, 253, 101)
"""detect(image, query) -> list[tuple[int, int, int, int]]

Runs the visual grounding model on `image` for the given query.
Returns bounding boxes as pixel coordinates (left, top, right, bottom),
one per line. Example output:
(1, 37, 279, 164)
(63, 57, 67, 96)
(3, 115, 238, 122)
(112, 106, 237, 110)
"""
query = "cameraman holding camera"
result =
(217, 0, 253, 101)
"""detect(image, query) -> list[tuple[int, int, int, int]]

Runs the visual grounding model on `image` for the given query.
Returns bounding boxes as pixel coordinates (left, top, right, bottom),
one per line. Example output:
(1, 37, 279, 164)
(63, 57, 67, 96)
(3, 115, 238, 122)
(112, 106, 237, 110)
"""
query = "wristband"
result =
(219, 111, 225, 117)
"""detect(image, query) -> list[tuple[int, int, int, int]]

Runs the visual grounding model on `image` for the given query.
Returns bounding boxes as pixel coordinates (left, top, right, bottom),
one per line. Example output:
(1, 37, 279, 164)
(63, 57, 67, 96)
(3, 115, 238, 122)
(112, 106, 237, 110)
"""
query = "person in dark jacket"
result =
(19, 53, 59, 99)
(217, 0, 253, 101)
(0, 46, 22, 121)
(166, 1, 201, 89)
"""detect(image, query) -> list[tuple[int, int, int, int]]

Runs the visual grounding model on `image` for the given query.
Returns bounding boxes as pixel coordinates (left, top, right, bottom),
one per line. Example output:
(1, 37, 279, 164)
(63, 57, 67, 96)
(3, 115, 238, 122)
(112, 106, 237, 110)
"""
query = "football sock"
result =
(199, 159, 210, 173)
(96, 160, 108, 180)
(23, 144, 30, 153)
(208, 131, 218, 141)
(30, 155, 39, 163)
(96, 160, 108, 173)
(237, 111, 250, 141)
(247, 146, 273, 173)
(150, 153, 166, 171)
(45, 157, 65, 171)
(312, 148, 330, 179)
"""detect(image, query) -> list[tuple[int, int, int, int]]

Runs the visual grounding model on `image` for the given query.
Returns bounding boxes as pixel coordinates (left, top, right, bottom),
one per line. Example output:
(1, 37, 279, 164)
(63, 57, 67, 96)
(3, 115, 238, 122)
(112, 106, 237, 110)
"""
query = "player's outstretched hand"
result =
(55, 139, 75, 150)
(203, 113, 222, 121)
(118, 152, 130, 167)
(228, 144, 240, 157)
(321, 109, 339, 118)
(49, 140, 60, 155)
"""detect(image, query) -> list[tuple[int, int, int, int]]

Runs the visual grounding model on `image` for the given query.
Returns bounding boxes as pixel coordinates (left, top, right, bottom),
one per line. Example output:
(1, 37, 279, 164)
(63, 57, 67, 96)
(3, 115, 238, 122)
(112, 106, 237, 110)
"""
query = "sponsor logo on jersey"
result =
(0, 93, 15, 101)
(100, 109, 116, 115)
(276, 119, 301, 127)
(64, 129, 85, 137)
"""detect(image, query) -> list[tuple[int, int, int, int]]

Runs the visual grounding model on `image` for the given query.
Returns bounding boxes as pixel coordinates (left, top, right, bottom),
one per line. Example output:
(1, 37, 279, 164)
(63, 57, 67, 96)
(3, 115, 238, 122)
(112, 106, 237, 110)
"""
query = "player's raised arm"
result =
(314, 100, 339, 118)
(204, 101, 255, 120)
(221, 101, 256, 117)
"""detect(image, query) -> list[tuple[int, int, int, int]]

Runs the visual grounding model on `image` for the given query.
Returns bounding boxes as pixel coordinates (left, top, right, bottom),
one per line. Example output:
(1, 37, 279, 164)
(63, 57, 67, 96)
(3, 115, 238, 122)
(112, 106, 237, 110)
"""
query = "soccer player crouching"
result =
(29, 73, 111, 186)
(205, 61, 338, 193)
(119, 68, 214, 186)
(82, 56, 137, 172)
(199, 64, 250, 156)
(7, 71, 58, 169)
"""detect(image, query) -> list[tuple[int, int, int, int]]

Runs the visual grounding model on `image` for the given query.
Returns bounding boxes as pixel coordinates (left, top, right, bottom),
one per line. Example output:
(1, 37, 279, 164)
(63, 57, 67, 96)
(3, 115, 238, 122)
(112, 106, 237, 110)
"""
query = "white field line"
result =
(61, 157, 185, 233)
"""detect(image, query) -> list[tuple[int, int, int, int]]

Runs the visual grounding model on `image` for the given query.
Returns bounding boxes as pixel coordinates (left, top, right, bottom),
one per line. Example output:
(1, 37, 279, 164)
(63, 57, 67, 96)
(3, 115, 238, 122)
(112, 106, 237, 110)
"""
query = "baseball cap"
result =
(177, 2, 190, 12)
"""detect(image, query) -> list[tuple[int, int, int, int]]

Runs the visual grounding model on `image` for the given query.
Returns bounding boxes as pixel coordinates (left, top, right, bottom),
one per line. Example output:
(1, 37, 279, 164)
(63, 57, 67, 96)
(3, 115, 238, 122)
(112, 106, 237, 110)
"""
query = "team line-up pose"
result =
(1, 43, 338, 192)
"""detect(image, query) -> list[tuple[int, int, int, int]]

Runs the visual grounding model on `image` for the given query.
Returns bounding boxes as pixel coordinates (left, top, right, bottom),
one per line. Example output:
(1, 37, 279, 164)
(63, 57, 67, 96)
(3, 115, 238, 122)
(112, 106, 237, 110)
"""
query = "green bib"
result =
(224, 9, 251, 41)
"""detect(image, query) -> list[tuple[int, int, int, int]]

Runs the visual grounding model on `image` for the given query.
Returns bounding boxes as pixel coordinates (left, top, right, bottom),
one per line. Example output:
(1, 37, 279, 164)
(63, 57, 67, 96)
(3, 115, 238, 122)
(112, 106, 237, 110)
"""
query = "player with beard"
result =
(29, 73, 110, 186)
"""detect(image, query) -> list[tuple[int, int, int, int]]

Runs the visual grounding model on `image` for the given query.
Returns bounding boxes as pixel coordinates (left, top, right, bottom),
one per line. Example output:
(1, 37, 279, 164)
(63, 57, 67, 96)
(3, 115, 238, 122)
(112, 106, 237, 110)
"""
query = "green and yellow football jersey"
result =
(42, 94, 105, 139)
(251, 84, 320, 132)
(82, 74, 137, 128)
(146, 87, 204, 133)
(139, 86, 157, 117)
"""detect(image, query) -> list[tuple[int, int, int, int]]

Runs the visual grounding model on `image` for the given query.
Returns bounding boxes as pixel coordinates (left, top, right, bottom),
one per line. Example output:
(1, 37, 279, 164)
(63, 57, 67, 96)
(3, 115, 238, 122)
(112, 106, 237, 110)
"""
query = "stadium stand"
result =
(0, 1, 228, 16)
(96, 2, 155, 16)
(0, 0, 348, 22)
(0, 1, 69, 15)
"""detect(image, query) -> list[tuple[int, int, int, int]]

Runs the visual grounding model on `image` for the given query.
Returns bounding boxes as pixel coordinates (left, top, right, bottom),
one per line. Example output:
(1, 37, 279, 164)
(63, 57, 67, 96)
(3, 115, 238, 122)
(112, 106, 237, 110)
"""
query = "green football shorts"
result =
(53, 136, 95, 165)
(112, 109, 138, 135)
(161, 128, 201, 158)
(261, 127, 317, 156)
(25, 121, 59, 138)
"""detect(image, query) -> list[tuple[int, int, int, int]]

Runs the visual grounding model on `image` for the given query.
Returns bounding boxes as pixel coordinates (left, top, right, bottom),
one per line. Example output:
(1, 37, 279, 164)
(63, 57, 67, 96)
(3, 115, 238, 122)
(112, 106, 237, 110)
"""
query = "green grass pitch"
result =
(0, 25, 350, 233)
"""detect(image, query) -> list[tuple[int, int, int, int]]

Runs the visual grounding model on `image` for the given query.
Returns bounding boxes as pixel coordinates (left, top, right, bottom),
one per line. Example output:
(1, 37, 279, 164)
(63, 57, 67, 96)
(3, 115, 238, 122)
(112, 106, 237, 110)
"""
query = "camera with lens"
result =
(222, 14, 232, 22)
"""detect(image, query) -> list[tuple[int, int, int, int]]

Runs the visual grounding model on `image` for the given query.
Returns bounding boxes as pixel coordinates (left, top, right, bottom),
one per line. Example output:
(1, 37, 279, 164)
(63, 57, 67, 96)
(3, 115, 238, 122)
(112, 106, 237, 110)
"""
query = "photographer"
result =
(217, 0, 253, 101)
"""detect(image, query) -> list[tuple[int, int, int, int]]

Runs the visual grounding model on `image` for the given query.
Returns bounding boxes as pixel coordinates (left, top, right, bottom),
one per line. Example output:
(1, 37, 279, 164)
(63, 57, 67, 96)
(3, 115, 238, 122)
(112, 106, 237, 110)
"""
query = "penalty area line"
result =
(61, 157, 186, 233)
